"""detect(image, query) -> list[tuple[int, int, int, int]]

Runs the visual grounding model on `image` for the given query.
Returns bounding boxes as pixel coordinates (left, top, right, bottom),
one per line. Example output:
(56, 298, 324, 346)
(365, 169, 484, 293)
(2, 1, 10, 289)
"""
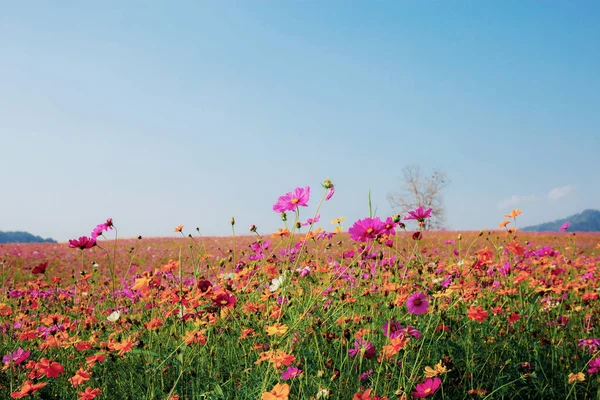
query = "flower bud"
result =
(322, 178, 333, 189)
(281, 213, 287, 222)
(230, 217, 235, 226)
(392, 214, 401, 223)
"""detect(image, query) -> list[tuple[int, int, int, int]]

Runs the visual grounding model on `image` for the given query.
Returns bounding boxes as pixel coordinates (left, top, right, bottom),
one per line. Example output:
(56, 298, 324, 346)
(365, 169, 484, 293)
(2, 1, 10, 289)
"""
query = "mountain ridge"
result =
(522, 209, 600, 232)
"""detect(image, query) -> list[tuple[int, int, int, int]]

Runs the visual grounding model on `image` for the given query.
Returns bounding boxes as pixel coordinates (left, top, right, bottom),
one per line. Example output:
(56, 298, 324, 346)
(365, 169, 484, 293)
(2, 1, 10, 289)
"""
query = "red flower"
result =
(32, 262, 49, 275)
(212, 293, 236, 308)
(10, 381, 47, 398)
(467, 306, 488, 323)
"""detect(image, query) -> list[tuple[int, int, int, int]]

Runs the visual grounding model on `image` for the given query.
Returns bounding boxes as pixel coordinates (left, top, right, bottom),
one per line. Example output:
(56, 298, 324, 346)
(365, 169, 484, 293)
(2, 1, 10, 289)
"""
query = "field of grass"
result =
(1, 187, 599, 399)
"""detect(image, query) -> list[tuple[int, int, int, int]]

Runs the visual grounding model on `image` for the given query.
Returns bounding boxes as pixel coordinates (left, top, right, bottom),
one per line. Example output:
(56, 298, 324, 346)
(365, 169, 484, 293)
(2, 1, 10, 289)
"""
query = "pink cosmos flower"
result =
(273, 187, 311, 213)
(2, 348, 31, 365)
(91, 218, 114, 239)
(578, 338, 600, 354)
(281, 366, 302, 380)
(587, 357, 600, 374)
(326, 184, 335, 201)
(559, 221, 570, 232)
(348, 338, 376, 359)
(348, 217, 385, 242)
(301, 215, 320, 227)
(406, 292, 429, 315)
(382, 217, 396, 236)
(412, 377, 441, 398)
(404, 206, 433, 222)
(68, 236, 97, 250)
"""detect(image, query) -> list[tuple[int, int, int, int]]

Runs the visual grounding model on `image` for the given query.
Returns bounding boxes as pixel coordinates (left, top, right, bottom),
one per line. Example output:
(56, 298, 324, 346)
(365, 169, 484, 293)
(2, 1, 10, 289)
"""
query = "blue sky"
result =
(1, 1, 598, 242)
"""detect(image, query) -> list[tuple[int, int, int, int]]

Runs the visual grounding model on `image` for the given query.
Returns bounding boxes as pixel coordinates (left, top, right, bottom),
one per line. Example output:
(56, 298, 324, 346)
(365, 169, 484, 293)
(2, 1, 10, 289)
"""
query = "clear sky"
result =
(1, 1, 599, 242)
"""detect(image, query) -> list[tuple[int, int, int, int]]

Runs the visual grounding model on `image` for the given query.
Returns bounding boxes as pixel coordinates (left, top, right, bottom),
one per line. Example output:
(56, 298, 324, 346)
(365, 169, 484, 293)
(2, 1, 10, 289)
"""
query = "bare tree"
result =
(387, 165, 449, 230)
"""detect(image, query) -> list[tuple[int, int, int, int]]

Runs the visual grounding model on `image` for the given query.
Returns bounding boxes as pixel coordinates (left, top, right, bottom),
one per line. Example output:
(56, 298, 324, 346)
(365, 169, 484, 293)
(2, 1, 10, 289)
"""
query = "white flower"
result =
(107, 310, 121, 322)
(316, 388, 330, 399)
(269, 274, 286, 292)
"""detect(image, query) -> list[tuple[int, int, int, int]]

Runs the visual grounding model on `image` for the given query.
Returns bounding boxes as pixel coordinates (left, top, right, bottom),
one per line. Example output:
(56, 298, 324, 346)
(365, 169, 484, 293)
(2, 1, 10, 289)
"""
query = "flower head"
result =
(281, 366, 302, 380)
(68, 236, 96, 250)
(262, 383, 290, 400)
(273, 186, 310, 213)
(412, 377, 441, 398)
(348, 217, 385, 242)
(348, 338, 376, 359)
(406, 292, 429, 315)
(404, 206, 433, 222)
(32, 262, 49, 275)
(559, 221, 570, 232)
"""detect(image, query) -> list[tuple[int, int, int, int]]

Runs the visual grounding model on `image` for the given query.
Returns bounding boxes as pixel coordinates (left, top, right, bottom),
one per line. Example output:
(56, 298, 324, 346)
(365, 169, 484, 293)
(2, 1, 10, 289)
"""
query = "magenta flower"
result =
(68, 236, 97, 250)
(301, 215, 320, 227)
(348, 338, 376, 359)
(404, 206, 433, 222)
(412, 377, 441, 398)
(326, 184, 335, 201)
(281, 366, 302, 380)
(406, 292, 429, 315)
(587, 357, 600, 374)
(2, 348, 31, 365)
(273, 186, 311, 213)
(348, 217, 385, 242)
(382, 320, 404, 339)
(91, 218, 114, 239)
(382, 217, 397, 236)
(559, 221, 570, 232)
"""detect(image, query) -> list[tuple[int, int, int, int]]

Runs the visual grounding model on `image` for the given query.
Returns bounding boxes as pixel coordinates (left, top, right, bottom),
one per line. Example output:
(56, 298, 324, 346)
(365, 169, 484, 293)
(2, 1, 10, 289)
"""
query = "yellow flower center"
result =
(291, 198, 299, 204)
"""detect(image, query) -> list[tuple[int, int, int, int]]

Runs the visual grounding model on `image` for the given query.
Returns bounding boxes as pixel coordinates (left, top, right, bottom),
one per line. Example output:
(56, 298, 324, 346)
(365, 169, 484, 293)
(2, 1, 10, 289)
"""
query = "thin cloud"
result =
(548, 185, 574, 200)
(497, 194, 538, 209)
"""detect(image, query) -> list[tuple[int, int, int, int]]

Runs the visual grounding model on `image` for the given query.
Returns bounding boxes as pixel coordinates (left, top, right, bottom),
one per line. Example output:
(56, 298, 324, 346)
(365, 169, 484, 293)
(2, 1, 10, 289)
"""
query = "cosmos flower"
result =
(273, 186, 310, 213)
(32, 262, 49, 275)
(91, 218, 113, 239)
(2, 348, 30, 365)
(559, 221, 570, 232)
(404, 206, 433, 222)
(281, 366, 302, 380)
(68, 236, 97, 250)
(262, 383, 290, 400)
(412, 377, 441, 398)
(406, 292, 429, 315)
(348, 217, 385, 242)
(348, 338, 376, 359)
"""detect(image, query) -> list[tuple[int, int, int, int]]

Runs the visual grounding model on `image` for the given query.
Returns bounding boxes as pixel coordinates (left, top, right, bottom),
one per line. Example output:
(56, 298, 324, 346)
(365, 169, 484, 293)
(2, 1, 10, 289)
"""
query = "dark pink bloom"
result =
(578, 338, 600, 354)
(404, 206, 433, 222)
(382, 320, 404, 339)
(559, 221, 570, 232)
(348, 217, 385, 242)
(68, 236, 97, 250)
(406, 292, 429, 315)
(273, 186, 311, 213)
(91, 218, 113, 239)
(587, 357, 600, 374)
(281, 366, 302, 380)
(412, 377, 441, 398)
(32, 262, 49, 275)
(382, 217, 396, 236)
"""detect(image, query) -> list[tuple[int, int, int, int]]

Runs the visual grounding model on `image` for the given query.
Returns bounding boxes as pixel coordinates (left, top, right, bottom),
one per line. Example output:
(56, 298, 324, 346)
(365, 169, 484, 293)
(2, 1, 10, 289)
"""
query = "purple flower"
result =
(348, 217, 385, 242)
(404, 206, 433, 222)
(273, 186, 310, 213)
(91, 218, 114, 239)
(559, 221, 570, 232)
(406, 292, 429, 315)
(301, 215, 320, 227)
(348, 338, 376, 359)
(359, 369, 373, 381)
(281, 366, 302, 380)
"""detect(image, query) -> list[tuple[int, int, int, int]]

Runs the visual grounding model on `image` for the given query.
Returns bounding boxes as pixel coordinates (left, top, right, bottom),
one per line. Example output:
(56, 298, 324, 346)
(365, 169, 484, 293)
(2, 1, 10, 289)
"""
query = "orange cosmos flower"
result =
(568, 372, 585, 384)
(271, 228, 291, 238)
(498, 220, 511, 229)
(10, 381, 47, 398)
(262, 383, 290, 400)
(69, 368, 91, 387)
(174, 225, 184, 233)
(504, 209, 522, 219)
(182, 330, 207, 345)
(380, 336, 408, 360)
(467, 306, 488, 323)
(77, 387, 102, 400)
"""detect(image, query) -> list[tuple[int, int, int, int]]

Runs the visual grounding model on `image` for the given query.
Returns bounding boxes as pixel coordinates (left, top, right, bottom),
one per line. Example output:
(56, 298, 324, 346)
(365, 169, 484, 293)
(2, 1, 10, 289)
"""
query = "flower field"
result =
(1, 185, 599, 399)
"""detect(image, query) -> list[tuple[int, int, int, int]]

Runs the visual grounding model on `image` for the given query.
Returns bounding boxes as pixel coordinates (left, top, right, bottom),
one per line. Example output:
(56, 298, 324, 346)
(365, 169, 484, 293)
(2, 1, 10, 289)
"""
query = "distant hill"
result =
(0, 231, 57, 244)
(522, 209, 600, 232)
